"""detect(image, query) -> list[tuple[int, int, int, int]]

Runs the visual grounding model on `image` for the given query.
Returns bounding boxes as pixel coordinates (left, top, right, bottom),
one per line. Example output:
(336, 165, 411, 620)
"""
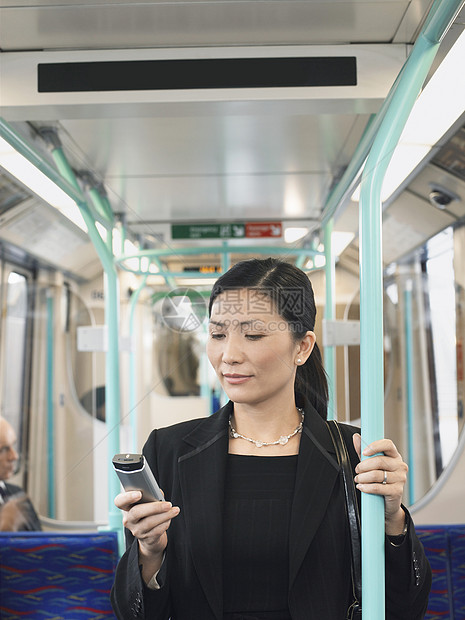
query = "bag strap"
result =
(326, 420, 362, 607)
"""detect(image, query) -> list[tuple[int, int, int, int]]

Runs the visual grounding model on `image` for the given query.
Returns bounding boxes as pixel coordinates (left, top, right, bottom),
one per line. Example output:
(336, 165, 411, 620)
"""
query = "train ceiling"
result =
(0, 0, 464, 281)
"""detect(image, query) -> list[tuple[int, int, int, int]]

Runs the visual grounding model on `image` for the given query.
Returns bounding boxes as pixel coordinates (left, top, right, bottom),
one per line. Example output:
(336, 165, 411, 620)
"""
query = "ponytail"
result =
(295, 342, 328, 419)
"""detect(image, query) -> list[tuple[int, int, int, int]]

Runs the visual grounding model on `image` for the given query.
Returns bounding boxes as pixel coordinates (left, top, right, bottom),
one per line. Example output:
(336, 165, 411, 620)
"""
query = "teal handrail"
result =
(116, 244, 323, 259)
(358, 1, 463, 617)
(48, 146, 123, 549)
(404, 285, 415, 505)
(88, 185, 115, 227)
(152, 256, 177, 289)
(221, 241, 230, 273)
(46, 291, 55, 519)
(128, 274, 148, 452)
(0, 118, 86, 207)
(324, 219, 336, 420)
(0, 117, 123, 544)
(321, 0, 463, 229)
(115, 245, 324, 277)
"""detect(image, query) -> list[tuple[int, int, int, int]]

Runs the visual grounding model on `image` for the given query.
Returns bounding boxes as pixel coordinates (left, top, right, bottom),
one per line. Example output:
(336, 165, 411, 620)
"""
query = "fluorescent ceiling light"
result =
(352, 29, 465, 203)
(0, 136, 87, 232)
(284, 177, 306, 216)
(284, 227, 309, 243)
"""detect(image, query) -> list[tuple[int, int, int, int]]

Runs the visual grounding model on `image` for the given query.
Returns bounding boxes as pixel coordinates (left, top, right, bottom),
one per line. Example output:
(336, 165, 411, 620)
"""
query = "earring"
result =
(297, 358, 302, 364)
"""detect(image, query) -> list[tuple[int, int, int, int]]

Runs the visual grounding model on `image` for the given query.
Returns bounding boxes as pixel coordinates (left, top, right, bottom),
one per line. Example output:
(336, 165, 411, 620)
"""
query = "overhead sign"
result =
(245, 222, 282, 238)
(171, 222, 282, 240)
(183, 266, 222, 273)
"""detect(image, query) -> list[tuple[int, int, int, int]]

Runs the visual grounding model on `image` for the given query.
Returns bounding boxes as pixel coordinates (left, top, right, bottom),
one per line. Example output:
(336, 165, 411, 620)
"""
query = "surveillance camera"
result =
(428, 184, 460, 210)
(429, 190, 452, 208)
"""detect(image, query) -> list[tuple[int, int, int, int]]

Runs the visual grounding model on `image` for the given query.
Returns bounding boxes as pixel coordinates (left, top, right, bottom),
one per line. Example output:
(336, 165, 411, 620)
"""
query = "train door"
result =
(0, 260, 34, 490)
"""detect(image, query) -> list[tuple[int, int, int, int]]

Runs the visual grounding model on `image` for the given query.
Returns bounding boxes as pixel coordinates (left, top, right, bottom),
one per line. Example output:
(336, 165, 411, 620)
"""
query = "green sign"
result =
(171, 222, 282, 240)
(171, 223, 245, 240)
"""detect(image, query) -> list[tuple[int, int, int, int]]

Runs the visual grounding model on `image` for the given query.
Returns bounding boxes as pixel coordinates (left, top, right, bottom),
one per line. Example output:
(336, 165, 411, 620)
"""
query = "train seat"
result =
(417, 524, 465, 620)
(1, 526, 464, 619)
(0, 530, 118, 619)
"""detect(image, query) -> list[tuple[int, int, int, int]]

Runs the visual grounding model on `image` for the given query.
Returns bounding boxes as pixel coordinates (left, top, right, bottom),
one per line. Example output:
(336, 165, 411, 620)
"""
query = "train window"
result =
(153, 292, 203, 397)
(154, 320, 201, 397)
(66, 288, 106, 420)
(1, 271, 28, 466)
(382, 224, 463, 506)
(424, 228, 458, 469)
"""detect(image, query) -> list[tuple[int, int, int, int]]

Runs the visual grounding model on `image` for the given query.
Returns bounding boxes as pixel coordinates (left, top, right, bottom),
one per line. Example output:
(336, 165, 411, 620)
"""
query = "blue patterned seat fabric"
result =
(0, 531, 118, 620)
(417, 524, 465, 620)
(1, 526, 464, 619)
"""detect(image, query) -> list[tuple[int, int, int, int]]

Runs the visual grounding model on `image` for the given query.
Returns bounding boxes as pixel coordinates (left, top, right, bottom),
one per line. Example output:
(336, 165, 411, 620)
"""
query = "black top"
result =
(223, 454, 298, 619)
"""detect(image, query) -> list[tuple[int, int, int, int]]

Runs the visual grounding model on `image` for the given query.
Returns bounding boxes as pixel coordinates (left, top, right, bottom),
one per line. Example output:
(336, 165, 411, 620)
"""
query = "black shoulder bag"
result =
(326, 420, 362, 620)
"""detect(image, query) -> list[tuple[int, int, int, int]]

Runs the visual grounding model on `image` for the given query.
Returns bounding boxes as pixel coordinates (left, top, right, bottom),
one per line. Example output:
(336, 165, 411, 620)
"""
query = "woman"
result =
(111, 258, 431, 620)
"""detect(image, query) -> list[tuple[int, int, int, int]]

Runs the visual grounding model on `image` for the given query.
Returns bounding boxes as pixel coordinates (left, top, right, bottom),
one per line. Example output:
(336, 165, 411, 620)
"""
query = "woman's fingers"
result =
(114, 490, 142, 510)
(351, 436, 408, 522)
(114, 491, 180, 543)
(354, 467, 407, 491)
(124, 500, 178, 529)
(361, 438, 402, 459)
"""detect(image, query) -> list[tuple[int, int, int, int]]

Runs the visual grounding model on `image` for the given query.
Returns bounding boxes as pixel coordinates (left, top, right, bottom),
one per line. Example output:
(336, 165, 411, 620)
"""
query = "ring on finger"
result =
(382, 470, 387, 485)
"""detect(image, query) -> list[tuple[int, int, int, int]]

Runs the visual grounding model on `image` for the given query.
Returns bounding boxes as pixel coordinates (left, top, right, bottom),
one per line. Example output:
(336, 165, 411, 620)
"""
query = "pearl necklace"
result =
(228, 408, 304, 448)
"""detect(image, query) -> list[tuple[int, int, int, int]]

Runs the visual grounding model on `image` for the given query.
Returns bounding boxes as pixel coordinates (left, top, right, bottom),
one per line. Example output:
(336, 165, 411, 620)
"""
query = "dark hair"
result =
(208, 257, 328, 419)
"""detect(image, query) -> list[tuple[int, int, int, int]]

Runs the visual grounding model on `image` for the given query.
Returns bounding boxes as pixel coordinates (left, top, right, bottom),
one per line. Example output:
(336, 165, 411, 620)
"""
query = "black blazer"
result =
(111, 400, 431, 620)
(0, 482, 42, 531)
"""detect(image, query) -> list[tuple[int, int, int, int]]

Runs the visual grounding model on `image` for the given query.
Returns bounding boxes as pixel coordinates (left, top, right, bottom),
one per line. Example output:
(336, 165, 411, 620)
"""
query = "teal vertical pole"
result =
(153, 256, 177, 289)
(359, 171, 386, 620)
(129, 275, 148, 452)
(404, 284, 415, 505)
(88, 186, 114, 226)
(46, 291, 55, 518)
(88, 186, 112, 224)
(103, 262, 121, 532)
(49, 146, 123, 550)
(221, 241, 230, 273)
(295, 254, 307, 270)
(0, 120, 123, 545)
(358, 1, 462, 615)
(200, 326, 213, 413)
(106, 227, 113, 255)
(324, 220, 336, 420)
(219, 242, 230, 410)
(121, 225, 126, 256)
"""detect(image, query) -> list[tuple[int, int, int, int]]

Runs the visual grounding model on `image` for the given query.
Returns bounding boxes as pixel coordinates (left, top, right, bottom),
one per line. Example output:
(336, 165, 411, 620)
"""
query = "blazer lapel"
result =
(288, 406, 340, 589)
(178, 403, 232, 620)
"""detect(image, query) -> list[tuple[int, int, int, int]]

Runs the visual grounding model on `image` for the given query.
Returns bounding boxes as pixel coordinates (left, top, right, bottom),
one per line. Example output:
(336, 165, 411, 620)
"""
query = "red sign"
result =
(245, 222, 282, 238)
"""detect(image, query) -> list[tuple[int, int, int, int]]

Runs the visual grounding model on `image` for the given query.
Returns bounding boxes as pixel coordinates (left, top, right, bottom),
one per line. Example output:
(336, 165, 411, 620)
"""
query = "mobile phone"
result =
(112, 453, 164, 503)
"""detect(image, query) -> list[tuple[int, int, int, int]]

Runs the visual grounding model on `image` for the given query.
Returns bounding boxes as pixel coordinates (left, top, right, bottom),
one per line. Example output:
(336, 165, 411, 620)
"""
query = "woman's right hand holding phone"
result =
(114, 491, 180, 583)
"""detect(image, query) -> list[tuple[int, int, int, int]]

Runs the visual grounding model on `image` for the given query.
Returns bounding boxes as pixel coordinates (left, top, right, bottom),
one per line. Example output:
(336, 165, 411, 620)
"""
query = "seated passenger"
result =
(0, 417, 42, 531)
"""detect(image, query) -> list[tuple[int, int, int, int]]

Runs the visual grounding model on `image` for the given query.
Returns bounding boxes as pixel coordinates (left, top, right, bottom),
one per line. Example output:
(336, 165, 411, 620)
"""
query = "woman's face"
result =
(207, 288, 309, 407)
